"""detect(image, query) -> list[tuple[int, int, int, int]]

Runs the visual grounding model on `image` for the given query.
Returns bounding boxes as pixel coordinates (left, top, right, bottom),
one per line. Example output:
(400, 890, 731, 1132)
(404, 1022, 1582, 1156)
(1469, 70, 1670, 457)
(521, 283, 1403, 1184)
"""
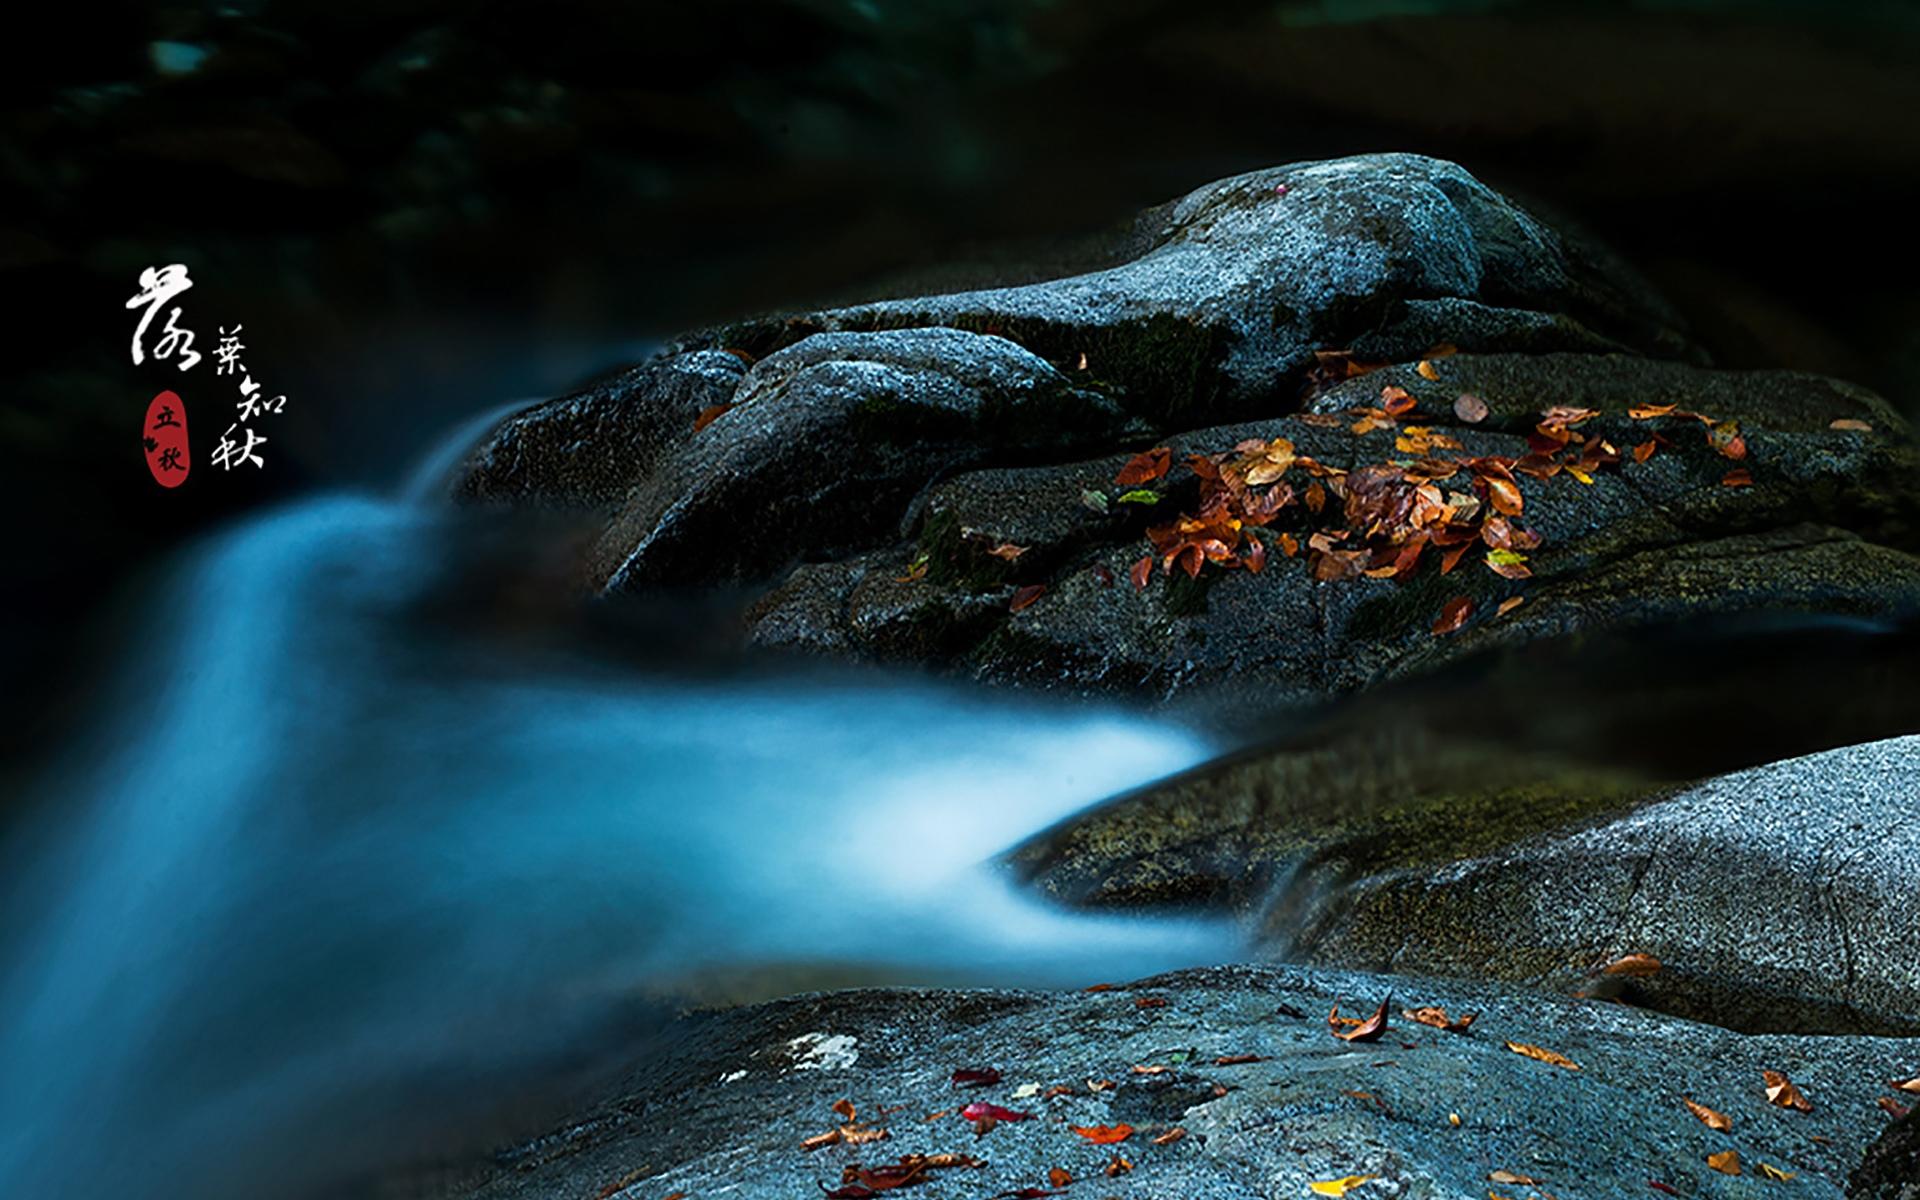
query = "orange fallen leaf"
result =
(1432, 596, 1473, 636)
(1115, 447, 1172, 486)
(1404, 1006, 1478, 1034)
(1763, 1070, 1811, 1111)
(1417, 359, 1441, 381)
(1135, 995, 1169, 1009)
(1454, 393, 1489, 423)
(1215, 1053, 1270, 1066)
(1489, 1169, 1541, 1185)
(1071, 1124, 1134, 1144)
(1629, 403, 1677, 420)
(592, 1170, 646, 1200)
(1721, 468, 1753, 487)
(1486, 476, 1523, 517)
(1130, 1064, 1171, 1076)
(1879, 1097, 1912, 1120)
(1707, 1149, 1741, 1176)
(1830, 418, 1874, 432)
(1632, 439, 1658, 463)
(1684, 1097, 1731, 1132)
(1601, 952, 1662, 977)
(986, 542, 1029, 561)
(1152, 1127, 1187, 1145)
(1048, 1168, 1073, 1187)
(801, 1129, 843, 1150)
(693, 402, 736, 432)
(1009, 584, 1046, 612)
(1505, 1041, 1580, 1070)
(1381, 385, 1417, 417)
(1103, 1156, 1133, 1177)
(1891, 1076, 1920, 1094)
(1495, 596, 1525, 618)
(1331, 998, 1391, 1043)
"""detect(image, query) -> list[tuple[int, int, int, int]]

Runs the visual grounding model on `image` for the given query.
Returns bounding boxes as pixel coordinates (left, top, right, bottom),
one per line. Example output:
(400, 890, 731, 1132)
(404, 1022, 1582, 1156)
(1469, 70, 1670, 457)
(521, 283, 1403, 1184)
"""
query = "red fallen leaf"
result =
(1152, 1127, 1187, 1145)
(1432, 596, 1473, 636)
(1762, 1069, 1812, 1111)
(952, 1068, 1002, 1088)
(1381, 385, 1417, 417)
(1129, 555, 1153, 589)
(1831, 418, 1874, 432)
(1135, 995, 1170, 1009)
(1440, 541, 1473, 574)
(1115, 447, 1172, 486)
(1601, 952, 1662, 977)
(1649, 1182, 1680, 1195)
(1071, 1124, 1134, 1144)
(1331, 998, 1391, 1043)
(1090, 564, 1114, 586)
(1878, 1097, 1911, 1120)
(960, 1102, 1033, 1123)
(1215, 1054, 1269, 1065)
(1454, 393, 1489, 423)
(1083, 982, 1118, 992)
(1721, 468, 1753, 487)
(1244, 533, 1268, 574)
(1009, 584, 1046, 612)
(1632, 440, 1658, 463)
(694, 403, 735, 432)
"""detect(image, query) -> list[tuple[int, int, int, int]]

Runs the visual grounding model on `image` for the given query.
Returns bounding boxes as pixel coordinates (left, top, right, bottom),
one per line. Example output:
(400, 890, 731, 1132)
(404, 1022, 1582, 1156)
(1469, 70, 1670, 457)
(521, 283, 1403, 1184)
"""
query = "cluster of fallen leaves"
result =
(1098, 356, 1785, 636)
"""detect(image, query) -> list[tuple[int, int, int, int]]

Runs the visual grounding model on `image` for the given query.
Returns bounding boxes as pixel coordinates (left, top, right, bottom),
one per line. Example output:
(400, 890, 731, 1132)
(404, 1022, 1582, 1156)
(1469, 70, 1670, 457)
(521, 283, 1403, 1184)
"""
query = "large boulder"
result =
(419, 964, 1913, 1200)
(450, 154, 1920, 707)
(1852, 1108, 1920, 1200)
(1015, 736, 1920, 1037)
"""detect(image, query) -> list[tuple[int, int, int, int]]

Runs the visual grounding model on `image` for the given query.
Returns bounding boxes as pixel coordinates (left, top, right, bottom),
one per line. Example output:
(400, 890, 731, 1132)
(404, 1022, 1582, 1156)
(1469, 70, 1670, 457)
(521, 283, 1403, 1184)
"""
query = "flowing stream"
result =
(0, 412, 1238, 1199)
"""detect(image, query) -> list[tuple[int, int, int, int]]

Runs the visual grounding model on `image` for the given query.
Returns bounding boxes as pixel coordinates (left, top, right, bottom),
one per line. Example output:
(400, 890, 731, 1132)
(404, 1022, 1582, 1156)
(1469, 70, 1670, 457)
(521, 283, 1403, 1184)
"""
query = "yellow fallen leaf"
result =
(1707, 1149, 1741, 1175)
(1417, 359, 1441, 381)
(1757, 1163, 1796, 1181)
(1505, 1041, 1580, 1070)
(1309, 1176, 1378, 1196)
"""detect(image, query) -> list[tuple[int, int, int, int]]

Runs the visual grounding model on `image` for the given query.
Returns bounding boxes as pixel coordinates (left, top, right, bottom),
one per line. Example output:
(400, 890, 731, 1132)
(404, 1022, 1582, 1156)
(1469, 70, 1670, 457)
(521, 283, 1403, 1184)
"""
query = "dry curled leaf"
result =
(1152, 1127, 1187, 1145)
(1331, 998, 1391, 1043)
(1684, 1098, 1731, 1132)
(1071, 1124, 1134, 1144)
(1707, 1150, 1741, 1176)
(1601, 952, 1663, 977)
(1505, 1041, 1580, 1070)
(1763, 1070, 1811, 1111)
(1404, 1006, 1478, 1034)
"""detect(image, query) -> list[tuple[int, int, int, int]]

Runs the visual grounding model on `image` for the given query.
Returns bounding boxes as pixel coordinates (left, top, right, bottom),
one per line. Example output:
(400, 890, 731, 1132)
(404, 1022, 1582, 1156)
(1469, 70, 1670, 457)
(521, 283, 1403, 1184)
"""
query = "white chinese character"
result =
(214, 325, 245, 375)
(211, 423, 267, 470)
(125, 265, 202, 370)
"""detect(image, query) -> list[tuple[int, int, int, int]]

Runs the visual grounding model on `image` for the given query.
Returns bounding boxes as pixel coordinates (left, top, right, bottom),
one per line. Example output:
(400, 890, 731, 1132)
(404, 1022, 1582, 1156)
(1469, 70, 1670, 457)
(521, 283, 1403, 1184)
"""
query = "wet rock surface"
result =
(454, 157, 1920, 708)
(426, 964, 1915, 1200)
(1017, 736, 1920, 1037)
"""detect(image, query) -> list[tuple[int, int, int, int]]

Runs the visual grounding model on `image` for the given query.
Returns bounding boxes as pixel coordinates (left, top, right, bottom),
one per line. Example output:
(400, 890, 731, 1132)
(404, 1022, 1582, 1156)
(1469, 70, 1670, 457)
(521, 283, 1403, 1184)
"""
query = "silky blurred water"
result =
(0, 477, 1233, 1198)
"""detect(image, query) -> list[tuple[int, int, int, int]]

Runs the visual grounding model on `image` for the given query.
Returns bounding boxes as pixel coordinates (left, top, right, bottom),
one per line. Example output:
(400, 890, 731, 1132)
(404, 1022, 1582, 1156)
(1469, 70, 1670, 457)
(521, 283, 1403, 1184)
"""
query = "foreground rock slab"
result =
(434, 965, 1914, 1200)
(1017, 736, 1920, 1038)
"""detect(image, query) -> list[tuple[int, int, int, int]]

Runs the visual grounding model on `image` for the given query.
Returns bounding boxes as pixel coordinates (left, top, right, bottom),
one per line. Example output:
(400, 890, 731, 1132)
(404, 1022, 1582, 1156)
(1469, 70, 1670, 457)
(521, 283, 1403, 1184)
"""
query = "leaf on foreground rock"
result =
(1496, 596, 1525, 618)
(1115, 447, 1172, 486)
(1633, 439, 1658, 463)
(1381, 385, 1417, 417)
(985, 543, 1028, 561)
(960, 1102, 1033, 1123)
(1071, 1124, 1134, 1144)
(1009, 585, 1046, 613)
(1417, 359, 1442, 381)
(951, 1068, 1002, 1088)
(1721, 468, 1753, 488)
(1404, 1006, 1478, 1033)
(1489, 1169, 1541, 1185)
(1892, 1076, 1920, 1094)
(1601, 953, 1663, 977)
(1763, 1070, 1812, 1112)
(1757, 1163, 1796, 1181)
(1432, 596, 1473, 636)
(1049, 1167, 1072, 1187)
(1707, 1150, 1741, 1176)
(1153, 1127, 1187, 1145)
(1135, 995, 1170, 1009)
(1684, 1098, 1732, 1132)
(1485, 548, 1531, 579)
(1629, 403, 1677, 420)
(1308, 1175, 1379, 1196)
(1330, 998, 1391, 1043)
(1505, 1041, 1580, 1070)
(1879, 1097, 1913, 1120)
(1486, 476, 1523, 517)
(1216, 1053, 1270, 1065)
(1454, 393, 1489, 423)
(1104, 1156, 1133, 1177)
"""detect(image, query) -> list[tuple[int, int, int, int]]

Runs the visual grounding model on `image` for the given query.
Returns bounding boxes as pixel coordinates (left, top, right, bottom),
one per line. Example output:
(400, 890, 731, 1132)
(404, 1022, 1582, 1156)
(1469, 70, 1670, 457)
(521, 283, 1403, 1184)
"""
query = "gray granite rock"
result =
(423, 964, 1914, 1200)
